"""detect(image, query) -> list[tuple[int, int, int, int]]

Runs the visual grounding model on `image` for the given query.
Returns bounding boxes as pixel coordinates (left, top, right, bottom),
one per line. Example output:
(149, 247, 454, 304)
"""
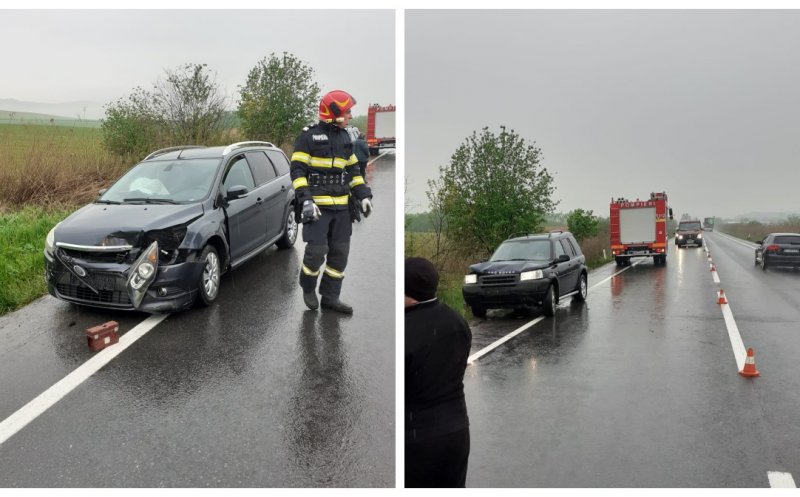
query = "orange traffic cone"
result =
(717, 289, 727, 304)
(739, 348, 760, 377)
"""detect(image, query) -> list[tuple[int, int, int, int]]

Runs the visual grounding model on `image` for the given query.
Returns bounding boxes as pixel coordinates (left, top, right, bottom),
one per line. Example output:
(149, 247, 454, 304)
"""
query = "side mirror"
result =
(668, 208, 674, 220)
(556, 254, 570, 263)
(226, 185, 249, 201)
(756, 240, 763, 245)
(480, 257, 489, 263)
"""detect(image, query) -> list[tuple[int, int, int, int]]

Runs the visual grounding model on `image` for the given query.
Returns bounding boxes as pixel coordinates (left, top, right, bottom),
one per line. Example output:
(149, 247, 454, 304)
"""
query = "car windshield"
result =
(99, 158, 220, 204)
(679, 222, 702, 230)
(774, 235, 800, 244)
(490, 239, 551, 262)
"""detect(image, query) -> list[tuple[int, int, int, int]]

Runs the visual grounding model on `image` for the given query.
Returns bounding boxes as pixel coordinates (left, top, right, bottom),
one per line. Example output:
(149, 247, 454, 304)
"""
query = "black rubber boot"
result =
(303, 291, 319, 310)
(320, 297, 353, 314)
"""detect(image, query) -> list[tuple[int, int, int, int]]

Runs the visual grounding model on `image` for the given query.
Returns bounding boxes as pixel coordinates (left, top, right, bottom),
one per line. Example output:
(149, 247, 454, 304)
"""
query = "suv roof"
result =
(506, 231, 574, 242)
(142, 141, 280, 161)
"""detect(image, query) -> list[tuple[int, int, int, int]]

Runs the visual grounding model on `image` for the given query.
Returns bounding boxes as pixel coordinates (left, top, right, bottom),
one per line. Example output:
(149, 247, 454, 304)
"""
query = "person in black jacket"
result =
(405, 257, 472, 488)
(290, 90, 373, 314)
(354, 132, 370, 182)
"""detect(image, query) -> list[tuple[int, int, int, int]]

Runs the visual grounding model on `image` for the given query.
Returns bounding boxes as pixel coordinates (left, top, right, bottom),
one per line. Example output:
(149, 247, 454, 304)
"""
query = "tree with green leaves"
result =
(237, 52, 320, 148)
(430, 126, 558, 256)
(566, 208, 600, 242)
(102, 63, 227, 157)
(153, 63, 227, 145)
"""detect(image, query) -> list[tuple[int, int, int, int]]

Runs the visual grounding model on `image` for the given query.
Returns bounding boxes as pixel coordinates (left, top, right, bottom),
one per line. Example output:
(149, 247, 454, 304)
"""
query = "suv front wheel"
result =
(471, 304, 487, 319)
(542, 284, 556, 317)
(573, 273, 587, 302)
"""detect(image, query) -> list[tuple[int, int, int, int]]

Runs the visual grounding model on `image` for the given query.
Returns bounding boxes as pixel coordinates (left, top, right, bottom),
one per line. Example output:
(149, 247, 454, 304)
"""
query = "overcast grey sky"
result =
(405, 10, 800, 220)
(1, 9, 394, 119)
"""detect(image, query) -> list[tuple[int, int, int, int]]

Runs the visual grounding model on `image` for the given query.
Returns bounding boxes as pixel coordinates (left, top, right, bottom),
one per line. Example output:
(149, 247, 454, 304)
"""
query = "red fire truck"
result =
(610, 192, 673, 266)
(366, 104, 395, 156)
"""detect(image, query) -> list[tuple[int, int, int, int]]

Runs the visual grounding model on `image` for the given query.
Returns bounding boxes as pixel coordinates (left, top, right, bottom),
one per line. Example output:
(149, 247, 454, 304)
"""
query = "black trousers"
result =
(299, 209, 352, 298)
(405, 428, 470, 488)
(358, 161, 368, 181)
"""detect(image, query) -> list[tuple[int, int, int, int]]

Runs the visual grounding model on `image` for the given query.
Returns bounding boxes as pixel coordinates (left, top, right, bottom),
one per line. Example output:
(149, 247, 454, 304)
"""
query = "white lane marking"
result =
(0, 313, 168, 446)
(714, 231, 757, 250)
(367, 149, 394, 166)
(719, 294, 747, 371)
(711, 266, 720, 284)
(768, 471, 797, 488)
(468, 260, 642, 364)
(468, 317, 545, 363)
(708, 257, 746, 371)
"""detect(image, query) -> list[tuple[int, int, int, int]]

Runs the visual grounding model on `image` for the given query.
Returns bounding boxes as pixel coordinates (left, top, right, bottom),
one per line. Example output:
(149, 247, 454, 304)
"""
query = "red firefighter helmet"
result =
(319, 90, 356, 123)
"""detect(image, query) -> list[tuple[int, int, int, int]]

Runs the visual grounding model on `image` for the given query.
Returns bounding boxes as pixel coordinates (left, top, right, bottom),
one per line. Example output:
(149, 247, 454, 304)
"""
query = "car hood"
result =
(55, 202, 204, 247)
(469, 260, 550, 275)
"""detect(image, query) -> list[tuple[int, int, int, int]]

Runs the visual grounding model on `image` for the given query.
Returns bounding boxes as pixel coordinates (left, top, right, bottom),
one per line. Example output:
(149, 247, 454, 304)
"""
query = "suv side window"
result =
(554, 239, 567, 258)
(245, 151, 277, 186)
(265, 149, 291, 176)
(223, 157, 256, 191)
(562, 238, 578, 256)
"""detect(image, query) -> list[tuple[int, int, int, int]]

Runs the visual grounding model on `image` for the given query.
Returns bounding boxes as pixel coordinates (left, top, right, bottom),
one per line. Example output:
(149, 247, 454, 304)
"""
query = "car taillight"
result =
(766, 244, 780, 252)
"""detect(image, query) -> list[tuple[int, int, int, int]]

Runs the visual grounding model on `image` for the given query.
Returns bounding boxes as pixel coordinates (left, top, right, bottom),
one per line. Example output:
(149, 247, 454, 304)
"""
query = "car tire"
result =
(197, 245, 220, 306)
(542, 284, 556, 317)
(754, 252, 759, 267)
(471, 305, 487, 319)
(573, 273, 587, 302)
(276, 209, 298, 249)
(761, 254, 768, 271)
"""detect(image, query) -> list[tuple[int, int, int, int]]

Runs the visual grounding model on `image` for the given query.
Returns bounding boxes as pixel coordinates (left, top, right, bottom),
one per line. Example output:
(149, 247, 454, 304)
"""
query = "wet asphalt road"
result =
(0, 154, 395, 488)
(464, 232, 800, 487)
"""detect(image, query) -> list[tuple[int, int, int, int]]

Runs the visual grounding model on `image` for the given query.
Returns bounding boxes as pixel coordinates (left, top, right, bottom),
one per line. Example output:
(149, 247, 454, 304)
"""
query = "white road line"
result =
(0, 313, 168, 446)
(714, 231, 757, 250)
(467, 317, 545, 364)
(768, 471, 797, 488)
(468, 260, 642, 364)
(719, 294, 747, 371)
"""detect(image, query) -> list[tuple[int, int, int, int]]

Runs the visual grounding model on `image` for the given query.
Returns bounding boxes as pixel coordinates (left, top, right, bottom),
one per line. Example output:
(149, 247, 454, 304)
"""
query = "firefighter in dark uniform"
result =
(291, 89, 373, 313)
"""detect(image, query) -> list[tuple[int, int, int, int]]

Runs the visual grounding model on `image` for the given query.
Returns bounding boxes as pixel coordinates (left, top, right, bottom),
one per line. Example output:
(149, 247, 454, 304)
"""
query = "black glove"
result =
(301, 200, 321, 224)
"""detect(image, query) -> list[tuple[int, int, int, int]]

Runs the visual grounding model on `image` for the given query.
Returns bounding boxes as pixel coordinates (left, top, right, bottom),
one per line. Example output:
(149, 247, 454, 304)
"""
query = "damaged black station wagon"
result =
(44, 142, 297, 313)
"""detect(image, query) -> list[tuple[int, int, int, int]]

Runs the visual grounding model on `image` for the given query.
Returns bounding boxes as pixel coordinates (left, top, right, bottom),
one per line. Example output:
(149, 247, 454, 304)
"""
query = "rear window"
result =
(774, 235, 800, 244)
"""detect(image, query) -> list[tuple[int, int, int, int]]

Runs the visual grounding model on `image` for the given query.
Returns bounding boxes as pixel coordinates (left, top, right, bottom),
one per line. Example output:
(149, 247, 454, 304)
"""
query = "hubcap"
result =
(581, 277, 587, 297)
(286, 213, 298, 243)
(203, 252, 219, 298)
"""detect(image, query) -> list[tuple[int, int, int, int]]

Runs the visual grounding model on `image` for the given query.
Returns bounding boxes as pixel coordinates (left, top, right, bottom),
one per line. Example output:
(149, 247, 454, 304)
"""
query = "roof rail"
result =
(223, 141, 276, 155)
(548, 230, 565, 237)
(144, 145, 205, 161)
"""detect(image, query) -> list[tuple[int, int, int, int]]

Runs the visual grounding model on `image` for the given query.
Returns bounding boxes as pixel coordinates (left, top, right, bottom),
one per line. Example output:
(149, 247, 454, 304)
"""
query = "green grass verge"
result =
(0, 206, 72, 315)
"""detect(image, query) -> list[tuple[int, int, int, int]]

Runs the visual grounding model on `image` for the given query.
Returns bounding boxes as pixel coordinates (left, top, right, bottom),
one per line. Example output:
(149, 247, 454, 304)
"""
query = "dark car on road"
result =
(44, 141, 297, 313)
(675, 219, 703, 247)
(462, 231, 588, 318)
(754, 233, 800, 270)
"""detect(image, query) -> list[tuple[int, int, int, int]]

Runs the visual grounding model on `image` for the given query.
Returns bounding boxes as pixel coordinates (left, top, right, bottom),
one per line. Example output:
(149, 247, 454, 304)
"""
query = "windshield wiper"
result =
(95, 199, 121, 205)
(122, 197, 179, 204)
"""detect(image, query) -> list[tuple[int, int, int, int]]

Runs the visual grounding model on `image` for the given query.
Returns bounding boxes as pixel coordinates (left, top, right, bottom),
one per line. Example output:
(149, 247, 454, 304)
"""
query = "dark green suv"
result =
(462, 231, 588, 318)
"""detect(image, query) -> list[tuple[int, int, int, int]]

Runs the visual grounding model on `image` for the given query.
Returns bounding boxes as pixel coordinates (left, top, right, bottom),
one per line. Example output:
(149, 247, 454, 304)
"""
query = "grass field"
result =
(0, 123, 130, 315)
(0, 205, 72, 314)
(0, 123, 130, 208)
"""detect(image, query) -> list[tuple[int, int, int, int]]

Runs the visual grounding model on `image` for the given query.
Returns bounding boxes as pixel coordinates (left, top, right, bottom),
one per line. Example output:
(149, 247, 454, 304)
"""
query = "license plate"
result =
(784, 249, 799, 254)
(93, 274, 116, 291)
